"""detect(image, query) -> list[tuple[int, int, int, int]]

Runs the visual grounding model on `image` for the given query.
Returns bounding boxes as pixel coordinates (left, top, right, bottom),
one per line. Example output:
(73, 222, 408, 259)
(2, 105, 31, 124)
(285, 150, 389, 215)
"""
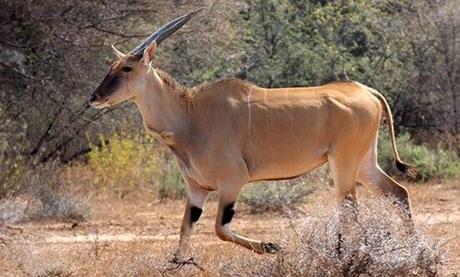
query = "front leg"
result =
(172, 185, 209, 262)
(214, 181, 281, 254)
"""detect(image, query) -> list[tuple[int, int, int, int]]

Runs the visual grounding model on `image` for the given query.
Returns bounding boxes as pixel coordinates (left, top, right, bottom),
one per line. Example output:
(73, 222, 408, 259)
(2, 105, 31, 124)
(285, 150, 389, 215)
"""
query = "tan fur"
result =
(90, 52, 413, 258)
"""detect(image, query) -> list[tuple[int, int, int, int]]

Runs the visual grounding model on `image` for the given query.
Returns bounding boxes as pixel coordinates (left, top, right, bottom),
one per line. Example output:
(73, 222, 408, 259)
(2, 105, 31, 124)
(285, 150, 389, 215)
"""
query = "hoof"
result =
(261, 242, 281, 254)
(169, 253, 183, 264)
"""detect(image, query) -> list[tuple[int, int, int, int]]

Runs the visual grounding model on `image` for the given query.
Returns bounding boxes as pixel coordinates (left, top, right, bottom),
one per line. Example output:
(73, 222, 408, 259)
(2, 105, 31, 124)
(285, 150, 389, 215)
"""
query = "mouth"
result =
(90, 98, 110, 109)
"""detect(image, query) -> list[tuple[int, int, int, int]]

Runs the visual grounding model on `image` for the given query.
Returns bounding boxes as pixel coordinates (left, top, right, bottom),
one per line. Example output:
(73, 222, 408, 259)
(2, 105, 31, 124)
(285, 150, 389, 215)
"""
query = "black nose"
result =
(89, 94, 98, 103)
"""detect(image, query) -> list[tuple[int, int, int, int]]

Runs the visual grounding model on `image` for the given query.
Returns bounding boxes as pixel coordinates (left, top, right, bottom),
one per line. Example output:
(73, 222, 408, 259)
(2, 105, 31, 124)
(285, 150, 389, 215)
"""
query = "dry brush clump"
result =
(0, 163, 91, 224)
(26, 184, 91, 222)
(222, 197, 446, 277)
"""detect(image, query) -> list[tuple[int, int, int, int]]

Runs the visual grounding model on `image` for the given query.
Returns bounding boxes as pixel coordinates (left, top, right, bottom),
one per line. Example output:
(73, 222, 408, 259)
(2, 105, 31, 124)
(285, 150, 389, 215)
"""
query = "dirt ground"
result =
(1, 181, 459, 276)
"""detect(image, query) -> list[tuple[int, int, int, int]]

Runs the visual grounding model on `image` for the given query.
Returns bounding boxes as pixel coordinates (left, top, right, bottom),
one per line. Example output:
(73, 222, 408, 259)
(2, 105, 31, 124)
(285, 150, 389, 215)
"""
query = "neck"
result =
(132, 67, 187, 136)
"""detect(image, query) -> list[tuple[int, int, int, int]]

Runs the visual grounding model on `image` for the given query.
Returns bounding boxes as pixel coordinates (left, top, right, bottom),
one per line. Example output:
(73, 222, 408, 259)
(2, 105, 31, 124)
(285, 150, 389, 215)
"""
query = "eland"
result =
(89, 10, 414, 262)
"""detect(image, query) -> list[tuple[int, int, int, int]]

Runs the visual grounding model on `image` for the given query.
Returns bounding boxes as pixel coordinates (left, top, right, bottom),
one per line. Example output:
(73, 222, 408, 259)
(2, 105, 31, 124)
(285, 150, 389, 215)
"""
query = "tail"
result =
(370, 89, 416, 178)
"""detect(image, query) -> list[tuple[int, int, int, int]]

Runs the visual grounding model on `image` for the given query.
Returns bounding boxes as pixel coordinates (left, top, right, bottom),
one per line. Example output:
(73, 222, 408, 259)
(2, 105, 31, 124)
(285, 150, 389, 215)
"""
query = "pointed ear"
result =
(111, 45, 126, 59)
(143, 41, 157, 66)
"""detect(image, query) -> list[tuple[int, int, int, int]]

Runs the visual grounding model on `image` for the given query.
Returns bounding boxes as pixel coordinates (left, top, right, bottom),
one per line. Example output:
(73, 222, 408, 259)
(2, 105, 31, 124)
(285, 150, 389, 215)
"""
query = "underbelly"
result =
(248, 153, 328, 182)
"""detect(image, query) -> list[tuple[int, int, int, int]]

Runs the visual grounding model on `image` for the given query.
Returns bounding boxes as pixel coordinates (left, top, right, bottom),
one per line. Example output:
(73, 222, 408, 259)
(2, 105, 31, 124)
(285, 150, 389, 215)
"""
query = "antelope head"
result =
(89, 10, 201, 108)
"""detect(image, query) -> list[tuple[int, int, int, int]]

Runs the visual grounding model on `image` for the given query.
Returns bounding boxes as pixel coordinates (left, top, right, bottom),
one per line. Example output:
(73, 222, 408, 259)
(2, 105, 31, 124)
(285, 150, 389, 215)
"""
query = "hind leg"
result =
(329, 150, 365, 257)
(358, 142, 412, 218)
(329, 154, 360, 205)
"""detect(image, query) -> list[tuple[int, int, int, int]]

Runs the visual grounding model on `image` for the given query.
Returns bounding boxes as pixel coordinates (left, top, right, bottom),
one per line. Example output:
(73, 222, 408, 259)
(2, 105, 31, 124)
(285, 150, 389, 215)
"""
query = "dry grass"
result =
(1, 181, 457, 277)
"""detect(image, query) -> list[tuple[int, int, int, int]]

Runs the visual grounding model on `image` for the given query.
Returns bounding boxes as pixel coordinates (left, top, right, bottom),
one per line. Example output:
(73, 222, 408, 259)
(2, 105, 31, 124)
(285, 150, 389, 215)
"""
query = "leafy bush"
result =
(240, 166, 329, 213)
(88, 133, 185, 199)
(222, 197, 445, 276)
(378, 133, 460, 181)
(88, 133, 158, 197)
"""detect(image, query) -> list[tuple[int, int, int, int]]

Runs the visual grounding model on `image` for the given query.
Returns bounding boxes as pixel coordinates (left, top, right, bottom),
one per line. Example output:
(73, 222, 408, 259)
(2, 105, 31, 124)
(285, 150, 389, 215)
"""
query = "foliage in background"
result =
(378, 132, 460, 182)
(157, 154, 186, 200)
(240, 0, 459, 148)
(0, 0, 458, 167)
(88, 133, 158, 197)
(0, 0, 239, 165)
(0, 0, 459, 200)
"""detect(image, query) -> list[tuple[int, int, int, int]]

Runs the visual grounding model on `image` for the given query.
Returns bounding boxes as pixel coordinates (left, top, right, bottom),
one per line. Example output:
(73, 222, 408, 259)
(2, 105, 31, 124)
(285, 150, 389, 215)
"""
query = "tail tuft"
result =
(395, 160, 417, 179)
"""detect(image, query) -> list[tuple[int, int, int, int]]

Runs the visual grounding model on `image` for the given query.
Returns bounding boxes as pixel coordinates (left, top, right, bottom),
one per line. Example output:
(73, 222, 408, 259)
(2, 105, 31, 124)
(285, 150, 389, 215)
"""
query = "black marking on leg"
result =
(337, 233, 344, 258)
(262, 242, 281, 254)
(221, 202, 235, 225)
(190, 206, 202, 223)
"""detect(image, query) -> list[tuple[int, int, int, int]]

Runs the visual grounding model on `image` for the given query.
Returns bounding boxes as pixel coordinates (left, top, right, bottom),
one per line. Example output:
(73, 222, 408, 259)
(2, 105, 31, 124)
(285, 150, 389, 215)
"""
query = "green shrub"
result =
(240, 181, 313, 213)
(240, 166, 329, 213)
(378, 133, 460, 182)
(88, 133, 158, 196)
(157, 154, 186, 200)
(88, 133, 185, 199)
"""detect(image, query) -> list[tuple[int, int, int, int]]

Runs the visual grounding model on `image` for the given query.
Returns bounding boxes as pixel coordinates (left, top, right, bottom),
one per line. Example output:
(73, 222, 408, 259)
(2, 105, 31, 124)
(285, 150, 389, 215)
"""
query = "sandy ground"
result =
(0, 182, 459, 276)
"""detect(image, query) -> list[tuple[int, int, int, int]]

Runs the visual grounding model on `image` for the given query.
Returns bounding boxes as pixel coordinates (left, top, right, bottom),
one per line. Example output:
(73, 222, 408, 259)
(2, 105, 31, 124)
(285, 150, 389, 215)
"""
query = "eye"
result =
(121, 66, 132, 72)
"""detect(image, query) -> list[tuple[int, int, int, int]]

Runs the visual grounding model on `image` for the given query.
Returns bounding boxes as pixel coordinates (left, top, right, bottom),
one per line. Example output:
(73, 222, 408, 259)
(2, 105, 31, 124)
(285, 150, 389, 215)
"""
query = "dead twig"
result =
(163, 257, 205, 273)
